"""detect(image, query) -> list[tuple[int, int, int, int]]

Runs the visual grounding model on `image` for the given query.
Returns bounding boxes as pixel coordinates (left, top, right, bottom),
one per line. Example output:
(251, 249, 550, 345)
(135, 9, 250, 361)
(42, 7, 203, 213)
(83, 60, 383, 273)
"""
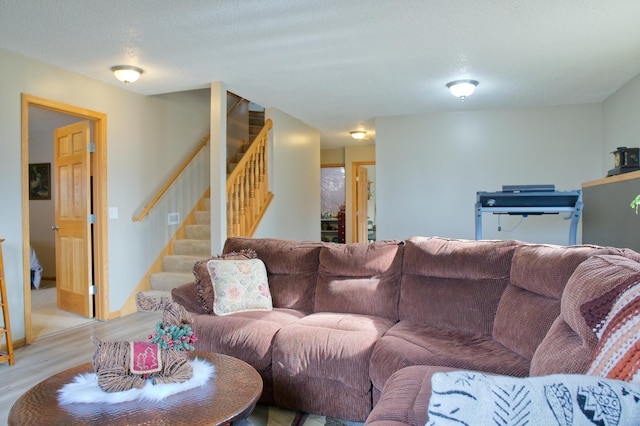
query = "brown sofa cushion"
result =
(369, 321, 529, 394)
(192, 249, 257, 314)
(191, 308, 305, 370)
(366, 365, 459, 426)
(191, 307, 306, 404)
(272, 312, 395, 421)
(400, 237, 519, 336)
(315, 240, 404, 320)
(493, 244, 625, 361)
(531, 254, 640, 376)
(223, 237, 322, 313)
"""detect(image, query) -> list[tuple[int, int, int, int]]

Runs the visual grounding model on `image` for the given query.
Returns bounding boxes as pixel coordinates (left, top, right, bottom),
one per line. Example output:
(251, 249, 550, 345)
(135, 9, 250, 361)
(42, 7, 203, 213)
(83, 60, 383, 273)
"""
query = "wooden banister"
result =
(226, 119, 273, 237)
(226, 120, 272, 186)
(133, 109, 273, 237)
(132, 133, 210, 222)
(133, 91, 252, 222)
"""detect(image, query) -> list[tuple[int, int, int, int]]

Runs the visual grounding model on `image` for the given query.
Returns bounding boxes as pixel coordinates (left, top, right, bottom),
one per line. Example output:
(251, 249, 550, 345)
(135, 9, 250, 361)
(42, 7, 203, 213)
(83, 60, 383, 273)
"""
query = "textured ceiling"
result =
(2, 1, 640, 148)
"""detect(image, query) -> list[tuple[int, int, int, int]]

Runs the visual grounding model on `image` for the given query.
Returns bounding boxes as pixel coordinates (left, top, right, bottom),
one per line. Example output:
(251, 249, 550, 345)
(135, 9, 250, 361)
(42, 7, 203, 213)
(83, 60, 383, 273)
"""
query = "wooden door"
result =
(54, 121, 93, 318)
(355, 166, 369, 242)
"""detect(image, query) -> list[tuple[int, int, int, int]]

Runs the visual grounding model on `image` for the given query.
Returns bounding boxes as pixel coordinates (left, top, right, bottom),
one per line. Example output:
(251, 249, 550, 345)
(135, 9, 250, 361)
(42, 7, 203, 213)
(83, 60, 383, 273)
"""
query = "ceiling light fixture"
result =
(446, 79, 479, 100)
(350, 130, 367, 140)
(111, 65, 144, 84)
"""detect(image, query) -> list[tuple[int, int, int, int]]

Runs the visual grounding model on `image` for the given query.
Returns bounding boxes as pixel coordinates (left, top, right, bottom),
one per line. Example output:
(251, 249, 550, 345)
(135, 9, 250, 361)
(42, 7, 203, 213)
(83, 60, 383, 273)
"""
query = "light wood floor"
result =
(31, 287, 95, 339)
(0, 311, 162, 422)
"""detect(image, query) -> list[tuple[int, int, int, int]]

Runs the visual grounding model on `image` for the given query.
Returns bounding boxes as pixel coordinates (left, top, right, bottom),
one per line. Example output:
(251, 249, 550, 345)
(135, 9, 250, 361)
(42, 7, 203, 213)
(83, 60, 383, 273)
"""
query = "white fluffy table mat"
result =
(58, 357, 215, 405)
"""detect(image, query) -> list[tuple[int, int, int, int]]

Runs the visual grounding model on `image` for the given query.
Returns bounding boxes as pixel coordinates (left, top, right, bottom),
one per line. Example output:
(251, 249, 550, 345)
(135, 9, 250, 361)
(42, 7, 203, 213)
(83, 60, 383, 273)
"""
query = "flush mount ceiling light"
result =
(446, 79, 479, 100)
(111, 65, 144, 84)
(350, 130, 367, 140)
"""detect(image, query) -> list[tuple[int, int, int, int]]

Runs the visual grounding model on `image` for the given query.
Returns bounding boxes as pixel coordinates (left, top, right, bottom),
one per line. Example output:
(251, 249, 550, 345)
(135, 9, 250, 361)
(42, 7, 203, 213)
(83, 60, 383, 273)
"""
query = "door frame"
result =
(351, 161, 375, 242)
(21, 94, 110, 344)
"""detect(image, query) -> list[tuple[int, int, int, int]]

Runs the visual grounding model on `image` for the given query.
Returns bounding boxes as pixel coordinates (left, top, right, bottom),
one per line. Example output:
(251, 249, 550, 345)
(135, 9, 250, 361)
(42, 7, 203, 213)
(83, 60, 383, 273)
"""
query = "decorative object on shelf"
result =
(608, 147, 640, 176)
(446, 79, 479, 100)
(630, 194, 640, 214)
(111, 65, 144, 84)
(90, 298, 195, 392)
(28, 163, 50, 200)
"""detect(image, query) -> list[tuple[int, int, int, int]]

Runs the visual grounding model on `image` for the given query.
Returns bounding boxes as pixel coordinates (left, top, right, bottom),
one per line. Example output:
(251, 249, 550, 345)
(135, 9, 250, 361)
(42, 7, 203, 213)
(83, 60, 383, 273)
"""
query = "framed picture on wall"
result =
(29, 163, 51, 200)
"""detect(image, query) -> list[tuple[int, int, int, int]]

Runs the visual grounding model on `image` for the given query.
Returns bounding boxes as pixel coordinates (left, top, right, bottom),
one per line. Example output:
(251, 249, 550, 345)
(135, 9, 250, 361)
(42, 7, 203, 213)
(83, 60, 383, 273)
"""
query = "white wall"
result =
(254, 108, 320, 241)
(0, 49, 210, 340)
(376, 105, 604, 244)
(603, 73, 640, 171)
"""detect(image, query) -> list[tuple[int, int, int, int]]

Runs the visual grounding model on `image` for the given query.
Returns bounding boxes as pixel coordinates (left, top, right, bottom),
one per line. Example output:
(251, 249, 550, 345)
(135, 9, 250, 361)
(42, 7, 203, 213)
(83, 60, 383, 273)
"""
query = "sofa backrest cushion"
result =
(493, 244, 629, 362)
(530, 254, 640, 376)
(315, 240, 404, 320)
(223, 237, 321, 313)
(399, 237, 519, 336)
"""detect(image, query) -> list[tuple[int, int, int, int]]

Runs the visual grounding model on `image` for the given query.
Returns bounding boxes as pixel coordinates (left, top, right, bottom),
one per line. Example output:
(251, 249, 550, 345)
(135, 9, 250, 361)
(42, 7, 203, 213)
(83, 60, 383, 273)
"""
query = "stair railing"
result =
(133, 91, 249, 222)
(227, 119, 274, 237)
(133, 100, 273, 238)
(132, 133, 210, 222)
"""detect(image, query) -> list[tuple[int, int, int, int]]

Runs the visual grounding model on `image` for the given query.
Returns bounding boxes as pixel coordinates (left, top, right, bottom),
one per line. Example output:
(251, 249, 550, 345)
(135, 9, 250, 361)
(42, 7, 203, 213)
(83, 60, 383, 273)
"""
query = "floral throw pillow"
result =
(192, 249, 257, 314)
(427, 371, 640, 426)
(206, 258, 272, 316)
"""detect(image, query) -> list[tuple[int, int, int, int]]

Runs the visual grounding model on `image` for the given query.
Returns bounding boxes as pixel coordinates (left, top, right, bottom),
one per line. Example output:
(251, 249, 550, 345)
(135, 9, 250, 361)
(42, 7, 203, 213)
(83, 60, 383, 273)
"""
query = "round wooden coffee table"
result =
(8, 351, 262, 425)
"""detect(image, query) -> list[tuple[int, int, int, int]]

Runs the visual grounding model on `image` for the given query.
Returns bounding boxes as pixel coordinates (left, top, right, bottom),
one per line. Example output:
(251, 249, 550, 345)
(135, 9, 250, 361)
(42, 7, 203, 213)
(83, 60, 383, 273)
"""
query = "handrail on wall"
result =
(132, 91, 250, 222)
(132, 133, 210, 222)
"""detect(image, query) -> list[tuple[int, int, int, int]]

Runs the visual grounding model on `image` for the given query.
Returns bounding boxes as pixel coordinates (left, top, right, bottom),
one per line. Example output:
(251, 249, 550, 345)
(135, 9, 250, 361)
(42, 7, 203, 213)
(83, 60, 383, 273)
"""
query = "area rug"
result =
(244, 404, 365, 426)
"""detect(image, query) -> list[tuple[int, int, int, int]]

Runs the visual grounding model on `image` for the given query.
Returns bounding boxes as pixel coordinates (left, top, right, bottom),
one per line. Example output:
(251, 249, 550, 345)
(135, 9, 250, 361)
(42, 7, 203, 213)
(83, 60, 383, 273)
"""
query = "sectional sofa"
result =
(170, 236, 640, 424)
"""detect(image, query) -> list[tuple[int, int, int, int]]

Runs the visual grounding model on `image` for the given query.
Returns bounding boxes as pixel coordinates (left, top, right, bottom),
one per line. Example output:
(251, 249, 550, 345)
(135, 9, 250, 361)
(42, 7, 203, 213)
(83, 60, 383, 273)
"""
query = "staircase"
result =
(249, 109, 265, 142)
(137, 199, 212, 308)
(137, 111, 269, 311)
(227, 110, 265, 175)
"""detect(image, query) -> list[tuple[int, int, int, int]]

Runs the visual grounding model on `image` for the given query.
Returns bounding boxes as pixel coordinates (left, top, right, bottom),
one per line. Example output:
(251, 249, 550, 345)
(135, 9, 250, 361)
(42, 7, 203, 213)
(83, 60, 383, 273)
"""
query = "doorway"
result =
(28, 110, 95, 339)
(21, 94, 109, 344)
(351, 162, 376, 243)
(320, 165, 346, 243)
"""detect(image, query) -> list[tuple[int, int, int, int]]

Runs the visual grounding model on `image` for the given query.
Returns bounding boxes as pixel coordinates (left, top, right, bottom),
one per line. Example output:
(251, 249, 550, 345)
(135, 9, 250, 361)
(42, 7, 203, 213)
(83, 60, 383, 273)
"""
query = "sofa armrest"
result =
(171, 282, 208, 315)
